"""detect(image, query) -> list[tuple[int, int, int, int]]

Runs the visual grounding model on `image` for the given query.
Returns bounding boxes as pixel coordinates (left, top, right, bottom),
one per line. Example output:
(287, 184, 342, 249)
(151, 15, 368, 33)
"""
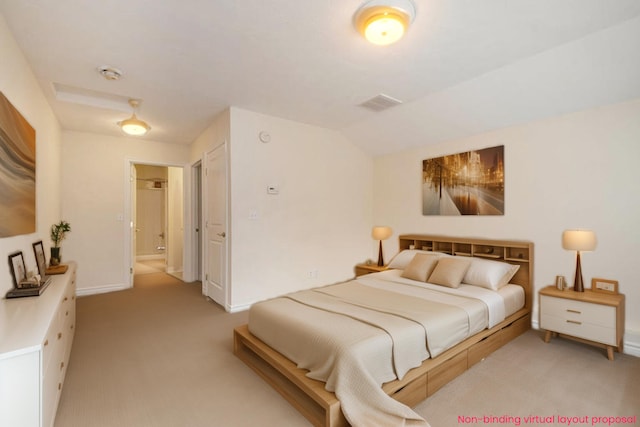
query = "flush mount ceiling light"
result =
(118, 99, 150, 136)
(98, 65, 122, 81)
(354, 0, 416, 46)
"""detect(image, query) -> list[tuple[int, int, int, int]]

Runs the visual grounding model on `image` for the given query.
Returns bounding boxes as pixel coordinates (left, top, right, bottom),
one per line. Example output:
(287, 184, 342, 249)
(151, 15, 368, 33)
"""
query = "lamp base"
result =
(377, 240, 384, 267)
(573, 251, 584, 292)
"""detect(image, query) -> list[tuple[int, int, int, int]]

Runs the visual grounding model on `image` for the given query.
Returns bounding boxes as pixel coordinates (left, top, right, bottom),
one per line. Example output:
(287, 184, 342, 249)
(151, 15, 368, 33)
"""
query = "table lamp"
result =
(372, 226, 392, 266)
(562, 229, 597, 292)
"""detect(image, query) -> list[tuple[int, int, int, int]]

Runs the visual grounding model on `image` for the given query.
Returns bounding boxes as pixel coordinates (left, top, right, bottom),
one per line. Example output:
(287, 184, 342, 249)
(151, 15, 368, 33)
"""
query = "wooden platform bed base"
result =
(234, 310, 531, 427)
(234, 235, 533, 426)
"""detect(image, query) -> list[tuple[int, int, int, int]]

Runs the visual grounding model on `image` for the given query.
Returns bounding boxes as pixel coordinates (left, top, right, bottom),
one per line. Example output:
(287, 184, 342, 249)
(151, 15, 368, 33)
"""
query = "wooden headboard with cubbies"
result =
(398, 234, 534, 310)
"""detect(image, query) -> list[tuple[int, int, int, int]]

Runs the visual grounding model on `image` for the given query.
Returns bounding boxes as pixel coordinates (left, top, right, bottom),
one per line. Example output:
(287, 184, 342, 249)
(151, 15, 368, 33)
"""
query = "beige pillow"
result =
(428, 257, 472, 288)
(401, 253, 440, 282)
(388, 249, 442, 269)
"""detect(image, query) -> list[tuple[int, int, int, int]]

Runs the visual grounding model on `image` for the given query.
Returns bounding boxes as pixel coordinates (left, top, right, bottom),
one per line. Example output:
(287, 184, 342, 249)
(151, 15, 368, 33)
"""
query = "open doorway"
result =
(134, 164, 169, 275)
(128, 162, 184, 284)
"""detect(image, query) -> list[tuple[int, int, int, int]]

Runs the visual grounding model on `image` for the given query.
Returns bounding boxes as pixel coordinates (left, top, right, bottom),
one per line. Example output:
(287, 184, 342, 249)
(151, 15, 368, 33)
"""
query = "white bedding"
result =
(248, 271, 524, 427)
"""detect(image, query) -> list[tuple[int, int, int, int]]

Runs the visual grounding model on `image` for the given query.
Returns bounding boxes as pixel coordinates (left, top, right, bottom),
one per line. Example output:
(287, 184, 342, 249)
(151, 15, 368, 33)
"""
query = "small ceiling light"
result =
(98, 66, 123, 81)
(354, 0, 416, 46)
(118, 99, 150, 136)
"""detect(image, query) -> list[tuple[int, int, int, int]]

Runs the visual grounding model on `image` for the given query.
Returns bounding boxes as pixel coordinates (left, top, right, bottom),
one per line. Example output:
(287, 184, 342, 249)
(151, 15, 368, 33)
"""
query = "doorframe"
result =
(187, 158, 203, 285)
(123, 158, 189, 287)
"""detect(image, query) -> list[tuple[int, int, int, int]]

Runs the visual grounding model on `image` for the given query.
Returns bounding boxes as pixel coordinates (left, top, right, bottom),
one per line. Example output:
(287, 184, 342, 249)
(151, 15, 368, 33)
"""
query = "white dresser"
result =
(0, 262, 77, 427)
(539, 285, 625, 360)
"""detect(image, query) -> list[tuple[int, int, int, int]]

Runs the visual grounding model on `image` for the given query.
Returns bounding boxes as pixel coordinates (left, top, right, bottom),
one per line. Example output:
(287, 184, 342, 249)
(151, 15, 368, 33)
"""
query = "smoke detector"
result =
(98, 66, 122, 81)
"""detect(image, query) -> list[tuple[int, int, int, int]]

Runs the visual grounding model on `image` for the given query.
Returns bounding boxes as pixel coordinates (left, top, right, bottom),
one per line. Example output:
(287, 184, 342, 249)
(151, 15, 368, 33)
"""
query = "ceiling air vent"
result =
(359, 94, 403, 112)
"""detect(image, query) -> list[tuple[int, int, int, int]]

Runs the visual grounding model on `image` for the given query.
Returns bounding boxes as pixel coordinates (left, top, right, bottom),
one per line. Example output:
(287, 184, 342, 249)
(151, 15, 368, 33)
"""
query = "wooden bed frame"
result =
(234, 235, 533, 427)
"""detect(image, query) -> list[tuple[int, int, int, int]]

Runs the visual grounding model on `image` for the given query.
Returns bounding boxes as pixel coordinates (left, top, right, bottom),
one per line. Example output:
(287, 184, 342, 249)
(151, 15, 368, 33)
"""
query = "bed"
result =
(234, 235, 533, 427)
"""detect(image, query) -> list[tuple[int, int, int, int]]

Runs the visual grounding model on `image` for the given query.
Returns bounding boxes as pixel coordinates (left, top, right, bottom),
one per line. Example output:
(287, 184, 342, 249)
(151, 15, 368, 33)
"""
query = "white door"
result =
(204, 143, 227, 306)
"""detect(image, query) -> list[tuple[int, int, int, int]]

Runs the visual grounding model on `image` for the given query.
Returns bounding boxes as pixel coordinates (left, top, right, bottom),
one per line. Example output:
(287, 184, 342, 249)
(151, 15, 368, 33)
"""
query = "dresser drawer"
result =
(540, 295, 615, 328)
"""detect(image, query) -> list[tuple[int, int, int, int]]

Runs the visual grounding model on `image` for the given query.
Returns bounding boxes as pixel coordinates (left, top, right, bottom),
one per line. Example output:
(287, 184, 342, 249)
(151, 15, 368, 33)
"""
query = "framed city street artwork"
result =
(422, 145, 504, 215)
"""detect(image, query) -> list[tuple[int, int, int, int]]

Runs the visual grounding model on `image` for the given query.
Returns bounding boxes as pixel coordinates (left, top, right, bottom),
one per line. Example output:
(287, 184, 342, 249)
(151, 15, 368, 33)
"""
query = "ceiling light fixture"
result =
(118, 99, 150, 136)
(354, 0, 416, 46)
(98, 66, 123, 81)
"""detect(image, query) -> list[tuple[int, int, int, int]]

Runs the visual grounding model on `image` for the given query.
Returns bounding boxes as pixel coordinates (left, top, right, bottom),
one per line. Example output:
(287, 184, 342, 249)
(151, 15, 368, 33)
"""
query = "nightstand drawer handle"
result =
(566, 309, 581, 314)
(566, 320, 582, 325)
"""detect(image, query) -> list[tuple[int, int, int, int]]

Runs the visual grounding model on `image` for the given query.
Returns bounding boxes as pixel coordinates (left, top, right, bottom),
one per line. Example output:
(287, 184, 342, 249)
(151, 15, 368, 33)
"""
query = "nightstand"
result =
(539, 286, 625, 360)
(354, 263, 388, 277)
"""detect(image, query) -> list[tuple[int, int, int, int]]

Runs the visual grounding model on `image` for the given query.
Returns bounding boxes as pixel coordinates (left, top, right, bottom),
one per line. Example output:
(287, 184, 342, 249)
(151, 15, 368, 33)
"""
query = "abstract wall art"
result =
(0, 92, 36, 237)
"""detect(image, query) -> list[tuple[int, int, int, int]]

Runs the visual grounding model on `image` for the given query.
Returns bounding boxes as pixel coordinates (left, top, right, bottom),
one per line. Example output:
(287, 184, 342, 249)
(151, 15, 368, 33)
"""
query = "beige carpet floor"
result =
(55, 273, 640, 427)
(134, 259, 166, 275)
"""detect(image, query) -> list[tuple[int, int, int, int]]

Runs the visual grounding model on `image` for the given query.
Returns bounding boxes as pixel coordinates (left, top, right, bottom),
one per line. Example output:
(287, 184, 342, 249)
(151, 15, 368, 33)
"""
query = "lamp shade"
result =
(118, 99, 151, 136)
(119, 114, 150, 136)
(372, 226, 392, 240)
(562, 230, 597, 251)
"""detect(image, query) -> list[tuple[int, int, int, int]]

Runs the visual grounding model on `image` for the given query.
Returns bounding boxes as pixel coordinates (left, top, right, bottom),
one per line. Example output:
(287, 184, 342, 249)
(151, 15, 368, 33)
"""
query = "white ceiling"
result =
(1, 0, 640, 156)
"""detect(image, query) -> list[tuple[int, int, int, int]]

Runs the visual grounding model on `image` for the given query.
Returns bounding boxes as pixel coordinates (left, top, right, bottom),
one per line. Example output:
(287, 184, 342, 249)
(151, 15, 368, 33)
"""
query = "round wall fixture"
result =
(259, 131, 271, 143)
(354, 0, 416, 46)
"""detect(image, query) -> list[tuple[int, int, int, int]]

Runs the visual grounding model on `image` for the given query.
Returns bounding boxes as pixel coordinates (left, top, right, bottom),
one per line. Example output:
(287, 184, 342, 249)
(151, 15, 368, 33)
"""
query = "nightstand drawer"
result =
(539, 286, 624, 360)
(541, 313, 616, 345)
(540, 295, 615, 328)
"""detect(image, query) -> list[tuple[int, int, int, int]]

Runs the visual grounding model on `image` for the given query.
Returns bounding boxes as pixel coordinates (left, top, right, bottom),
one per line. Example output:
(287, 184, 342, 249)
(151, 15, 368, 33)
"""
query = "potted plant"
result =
(50, 220, 71, 266)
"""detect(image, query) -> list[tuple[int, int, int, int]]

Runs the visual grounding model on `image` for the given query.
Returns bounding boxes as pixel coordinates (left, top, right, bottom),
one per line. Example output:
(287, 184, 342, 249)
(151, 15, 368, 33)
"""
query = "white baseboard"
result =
(531, 318, 640, 358)
(76, 283, 130, 297)
(136, 254, 165, 261)
(227, 302, 251, 313)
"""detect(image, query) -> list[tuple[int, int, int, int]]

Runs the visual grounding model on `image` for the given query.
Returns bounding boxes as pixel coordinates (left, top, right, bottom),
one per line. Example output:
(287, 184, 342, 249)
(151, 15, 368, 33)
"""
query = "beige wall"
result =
(227, 107, 374, 309)
(61, 131, 190, 294)
(373, 99, 640, 354)
(167, 166, 184, 275)
(0, 16, 62, 296)
(189, 107, 374, 310)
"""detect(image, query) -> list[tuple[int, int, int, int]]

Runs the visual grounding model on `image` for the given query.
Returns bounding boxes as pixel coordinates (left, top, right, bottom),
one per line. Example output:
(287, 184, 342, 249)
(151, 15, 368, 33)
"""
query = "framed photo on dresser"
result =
(32, 240, 47, 277)
(8, 251, 27, 288)
(591, 278, 619, 294)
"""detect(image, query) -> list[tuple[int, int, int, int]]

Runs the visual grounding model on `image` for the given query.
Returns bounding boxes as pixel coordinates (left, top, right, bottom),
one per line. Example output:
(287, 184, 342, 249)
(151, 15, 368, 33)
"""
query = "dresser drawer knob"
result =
(566, 309, 581, 314)
(58, 332, 63, 340)
(44, 339, 49, 346)
(566, 320, 582, 325)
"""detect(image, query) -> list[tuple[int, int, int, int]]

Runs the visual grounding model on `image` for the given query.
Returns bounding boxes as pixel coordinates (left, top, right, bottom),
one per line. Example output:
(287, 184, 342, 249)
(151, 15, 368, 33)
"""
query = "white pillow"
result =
(388, 249, 444, 269)
(401, 253, 441, 282)
(463, 258, 520, 290)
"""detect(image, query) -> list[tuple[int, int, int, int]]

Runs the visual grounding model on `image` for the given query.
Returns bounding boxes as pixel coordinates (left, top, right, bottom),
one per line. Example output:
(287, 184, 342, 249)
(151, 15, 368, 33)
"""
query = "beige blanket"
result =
(249, 280, 477, 426)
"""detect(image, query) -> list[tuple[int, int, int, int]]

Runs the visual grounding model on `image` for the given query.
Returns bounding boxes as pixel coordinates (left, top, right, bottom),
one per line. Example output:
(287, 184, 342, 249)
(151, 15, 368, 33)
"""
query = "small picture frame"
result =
(8, 251, 27, 288)
(32, 240, 47, 277)
(591, 278, 619, 294)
